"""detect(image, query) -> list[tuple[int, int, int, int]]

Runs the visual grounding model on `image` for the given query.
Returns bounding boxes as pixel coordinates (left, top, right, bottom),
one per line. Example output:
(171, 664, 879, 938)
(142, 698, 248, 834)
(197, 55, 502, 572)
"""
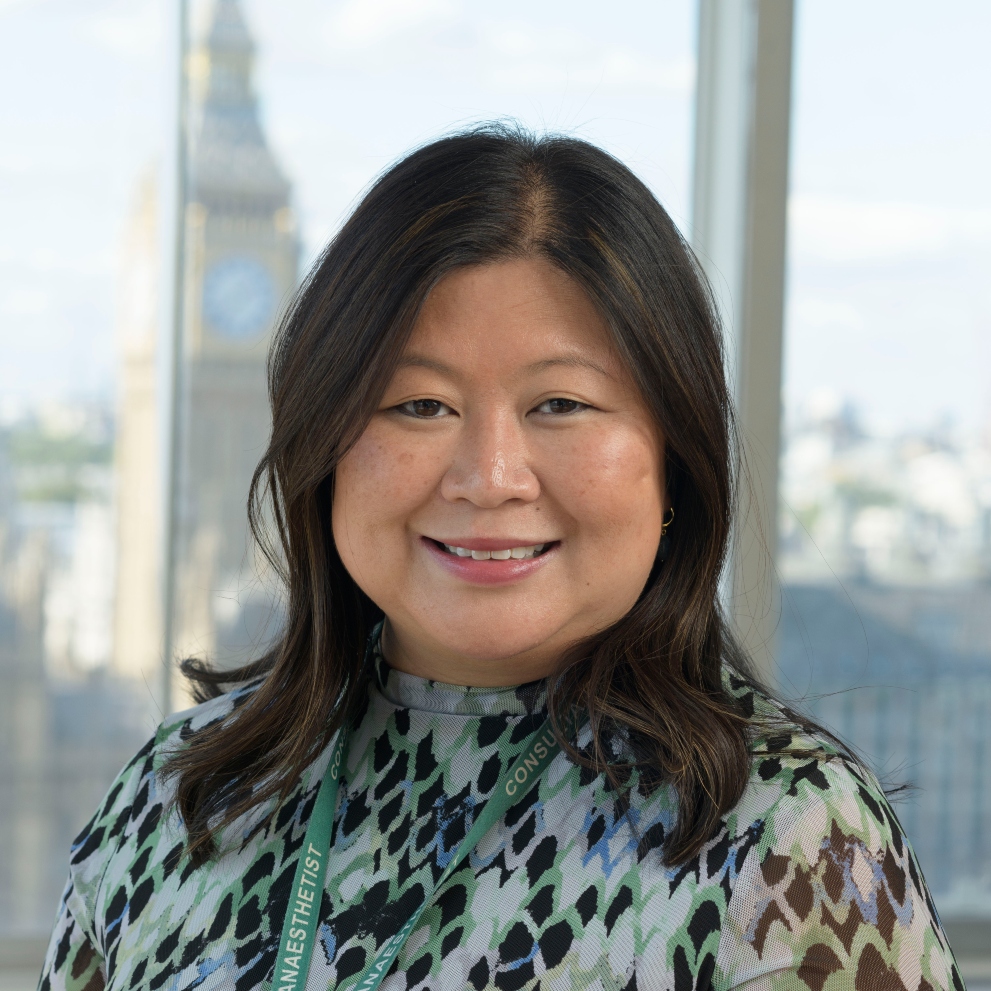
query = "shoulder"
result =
(712, 677, 962, 990)
(62, 683, 262, 943)
(152, 679, 263, 763)
(722, 671, 902, 851)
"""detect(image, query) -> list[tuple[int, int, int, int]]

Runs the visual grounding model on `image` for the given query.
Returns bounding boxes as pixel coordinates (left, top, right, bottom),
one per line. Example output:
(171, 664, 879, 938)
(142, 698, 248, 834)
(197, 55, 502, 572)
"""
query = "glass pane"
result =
(0, 0, 170, 963)
(0, 0, 695, 980)
(779, 0, 991, 952)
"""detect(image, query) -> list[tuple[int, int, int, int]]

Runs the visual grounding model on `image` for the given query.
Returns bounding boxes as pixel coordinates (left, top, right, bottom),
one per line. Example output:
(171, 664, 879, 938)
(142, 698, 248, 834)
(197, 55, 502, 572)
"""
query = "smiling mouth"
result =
(430, 540, 556, 561)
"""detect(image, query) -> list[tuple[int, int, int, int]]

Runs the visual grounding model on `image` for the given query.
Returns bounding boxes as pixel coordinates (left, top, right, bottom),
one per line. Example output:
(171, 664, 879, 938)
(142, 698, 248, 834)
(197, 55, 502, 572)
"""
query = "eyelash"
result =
(534, 398, 587, 415)
(395, 398, 590, 418)
(396, 399, 453, 418)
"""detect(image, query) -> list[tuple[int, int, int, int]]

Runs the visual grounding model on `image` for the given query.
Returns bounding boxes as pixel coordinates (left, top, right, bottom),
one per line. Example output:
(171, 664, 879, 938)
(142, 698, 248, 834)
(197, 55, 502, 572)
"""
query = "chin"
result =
(425, 605, 579, 669)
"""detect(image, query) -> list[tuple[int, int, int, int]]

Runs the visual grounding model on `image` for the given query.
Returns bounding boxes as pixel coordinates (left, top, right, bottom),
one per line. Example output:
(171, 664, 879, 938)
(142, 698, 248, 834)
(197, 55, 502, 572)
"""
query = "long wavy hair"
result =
(166, 125, 812, 867)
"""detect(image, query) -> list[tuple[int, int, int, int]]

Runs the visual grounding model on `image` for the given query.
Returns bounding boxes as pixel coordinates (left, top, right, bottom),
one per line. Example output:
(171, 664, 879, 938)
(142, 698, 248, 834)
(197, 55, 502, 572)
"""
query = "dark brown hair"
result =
(167, 124, 810, 867)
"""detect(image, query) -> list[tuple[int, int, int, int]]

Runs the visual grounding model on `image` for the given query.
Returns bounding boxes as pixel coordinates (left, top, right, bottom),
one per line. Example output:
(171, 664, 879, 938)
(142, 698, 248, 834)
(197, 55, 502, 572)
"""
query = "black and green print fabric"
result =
(40, 650, 963, 991)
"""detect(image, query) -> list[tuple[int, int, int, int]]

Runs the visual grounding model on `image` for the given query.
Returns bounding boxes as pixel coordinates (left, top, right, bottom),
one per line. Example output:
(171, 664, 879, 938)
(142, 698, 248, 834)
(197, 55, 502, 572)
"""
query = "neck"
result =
(380, 620, 560, 688)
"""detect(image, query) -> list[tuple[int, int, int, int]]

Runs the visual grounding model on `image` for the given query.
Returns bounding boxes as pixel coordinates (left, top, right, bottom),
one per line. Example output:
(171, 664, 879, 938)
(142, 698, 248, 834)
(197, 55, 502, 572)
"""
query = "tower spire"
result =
(188, 0, 289, 208)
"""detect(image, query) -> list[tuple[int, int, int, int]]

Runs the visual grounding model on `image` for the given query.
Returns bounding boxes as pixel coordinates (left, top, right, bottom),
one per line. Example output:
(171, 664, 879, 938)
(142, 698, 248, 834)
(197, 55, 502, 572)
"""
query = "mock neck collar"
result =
(370, 641, 547, 717)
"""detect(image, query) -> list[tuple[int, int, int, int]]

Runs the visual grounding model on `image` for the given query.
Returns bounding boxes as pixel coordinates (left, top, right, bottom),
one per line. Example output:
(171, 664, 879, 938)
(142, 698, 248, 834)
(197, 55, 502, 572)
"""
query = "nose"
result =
(439, 409, 540, 507)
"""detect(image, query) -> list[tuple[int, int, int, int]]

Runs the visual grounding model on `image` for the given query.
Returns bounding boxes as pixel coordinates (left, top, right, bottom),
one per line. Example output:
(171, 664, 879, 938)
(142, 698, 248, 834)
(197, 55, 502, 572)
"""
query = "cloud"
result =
(479, 21, 693, 96)
(317, 3, 693, 99)
(84, 0, 161, 60)
(0, 151, 34, 174)
(327, 0, 460, 47)
(789, 195, 991, 263)
(484, 44, 694, 96)
(2, 287, 50, 315)
(789, 296, 865, 331)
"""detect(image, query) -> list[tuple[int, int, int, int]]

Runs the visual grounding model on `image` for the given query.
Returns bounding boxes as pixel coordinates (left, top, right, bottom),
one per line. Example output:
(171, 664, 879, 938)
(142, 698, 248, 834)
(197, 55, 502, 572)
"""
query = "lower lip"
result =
(421, 538, 558, 586)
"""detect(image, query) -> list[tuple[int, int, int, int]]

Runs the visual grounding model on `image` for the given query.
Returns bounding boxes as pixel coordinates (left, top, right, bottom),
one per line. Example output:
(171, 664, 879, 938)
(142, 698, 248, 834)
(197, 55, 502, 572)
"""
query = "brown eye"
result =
(535, 398, 587, 415)
(398, 399, 453, 418)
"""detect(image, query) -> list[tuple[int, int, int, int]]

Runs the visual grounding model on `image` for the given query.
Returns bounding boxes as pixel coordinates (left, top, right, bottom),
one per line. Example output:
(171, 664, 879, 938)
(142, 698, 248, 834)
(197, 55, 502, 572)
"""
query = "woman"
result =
(41, 127, 962, 991)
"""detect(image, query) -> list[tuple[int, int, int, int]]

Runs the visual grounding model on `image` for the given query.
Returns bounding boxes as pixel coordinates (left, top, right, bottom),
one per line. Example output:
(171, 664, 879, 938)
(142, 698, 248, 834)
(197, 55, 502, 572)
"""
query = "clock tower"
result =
(173, 0, 298, 674)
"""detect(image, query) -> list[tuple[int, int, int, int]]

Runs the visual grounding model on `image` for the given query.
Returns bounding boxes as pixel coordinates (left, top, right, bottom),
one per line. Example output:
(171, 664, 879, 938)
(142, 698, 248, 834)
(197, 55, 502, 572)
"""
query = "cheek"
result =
(549, 426, 664, 544)
(332, 424, 445, 551)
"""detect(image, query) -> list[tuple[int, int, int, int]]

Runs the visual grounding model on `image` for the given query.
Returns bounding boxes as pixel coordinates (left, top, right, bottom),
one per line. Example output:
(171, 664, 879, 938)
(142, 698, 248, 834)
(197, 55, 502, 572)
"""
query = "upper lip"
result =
(425, 536, 556, 551)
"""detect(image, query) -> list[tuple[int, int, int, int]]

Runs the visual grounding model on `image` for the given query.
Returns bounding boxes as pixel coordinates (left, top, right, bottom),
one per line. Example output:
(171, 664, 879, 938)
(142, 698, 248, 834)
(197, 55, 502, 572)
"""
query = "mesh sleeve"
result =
(38, 890, 106, 991)
(716, 759, 965, 991)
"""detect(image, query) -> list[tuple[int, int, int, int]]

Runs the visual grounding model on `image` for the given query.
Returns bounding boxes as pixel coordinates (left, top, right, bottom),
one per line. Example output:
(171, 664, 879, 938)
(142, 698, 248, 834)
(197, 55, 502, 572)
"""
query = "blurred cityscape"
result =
(0, 0, 294, 935)
(0, 399, 156, 934)
(778, 394, 991, 914)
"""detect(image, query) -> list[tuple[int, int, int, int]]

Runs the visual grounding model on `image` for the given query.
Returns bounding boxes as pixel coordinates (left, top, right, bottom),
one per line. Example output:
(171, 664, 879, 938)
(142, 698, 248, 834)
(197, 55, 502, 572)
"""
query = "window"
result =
(778, 0, 991, 966)
(0, 0, 695, 980)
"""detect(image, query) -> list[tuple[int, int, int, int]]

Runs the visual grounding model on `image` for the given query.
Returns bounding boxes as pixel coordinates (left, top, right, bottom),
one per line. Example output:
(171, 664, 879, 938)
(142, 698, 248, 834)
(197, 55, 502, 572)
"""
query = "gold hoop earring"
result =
(658, 507, 674, 562)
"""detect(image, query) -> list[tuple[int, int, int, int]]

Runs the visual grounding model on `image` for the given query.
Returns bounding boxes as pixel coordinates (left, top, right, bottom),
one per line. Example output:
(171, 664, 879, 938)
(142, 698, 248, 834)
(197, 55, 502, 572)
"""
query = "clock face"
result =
(202, 256, 277, 341)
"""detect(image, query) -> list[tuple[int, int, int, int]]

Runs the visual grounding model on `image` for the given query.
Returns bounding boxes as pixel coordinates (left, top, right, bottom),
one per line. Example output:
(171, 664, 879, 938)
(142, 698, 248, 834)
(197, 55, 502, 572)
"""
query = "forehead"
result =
(405, 257, 620, 373)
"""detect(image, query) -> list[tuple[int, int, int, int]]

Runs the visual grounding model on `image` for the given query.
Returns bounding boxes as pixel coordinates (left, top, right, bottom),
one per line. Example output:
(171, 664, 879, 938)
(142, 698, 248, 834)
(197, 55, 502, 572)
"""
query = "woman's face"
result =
(333, 257, 665, 686)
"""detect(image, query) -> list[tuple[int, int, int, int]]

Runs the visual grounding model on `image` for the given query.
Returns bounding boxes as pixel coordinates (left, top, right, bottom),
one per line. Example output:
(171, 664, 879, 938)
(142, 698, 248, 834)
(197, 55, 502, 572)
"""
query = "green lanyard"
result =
(270, 709, 570, 991)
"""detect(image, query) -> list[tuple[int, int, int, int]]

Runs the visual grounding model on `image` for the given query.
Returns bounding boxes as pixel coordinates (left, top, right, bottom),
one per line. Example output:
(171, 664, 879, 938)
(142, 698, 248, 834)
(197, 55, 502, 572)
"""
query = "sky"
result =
(0, 0, 989, 436)
(784, 0, 991, 436)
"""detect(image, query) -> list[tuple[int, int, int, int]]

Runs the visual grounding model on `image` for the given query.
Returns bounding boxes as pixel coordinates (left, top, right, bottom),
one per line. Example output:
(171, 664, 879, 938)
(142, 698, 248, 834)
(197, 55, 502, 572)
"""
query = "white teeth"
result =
(441, 542, 547, 560)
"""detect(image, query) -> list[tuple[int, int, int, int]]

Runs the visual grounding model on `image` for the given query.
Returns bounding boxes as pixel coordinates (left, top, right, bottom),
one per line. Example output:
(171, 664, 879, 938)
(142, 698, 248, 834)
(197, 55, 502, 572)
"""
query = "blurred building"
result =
(777, 399, 991, 908)
(112, 175, 163, 684)
(0, 411, 154, 936)
(779, 394, 991, 587)
(114, 0, 298, 694)
(0, 0, 301, 936)
(0, 432, 50, 932)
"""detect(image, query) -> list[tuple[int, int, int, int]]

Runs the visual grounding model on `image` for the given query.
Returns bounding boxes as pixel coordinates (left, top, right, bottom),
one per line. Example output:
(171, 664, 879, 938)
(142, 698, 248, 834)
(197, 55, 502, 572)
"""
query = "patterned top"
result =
(40, 652, 963, 991)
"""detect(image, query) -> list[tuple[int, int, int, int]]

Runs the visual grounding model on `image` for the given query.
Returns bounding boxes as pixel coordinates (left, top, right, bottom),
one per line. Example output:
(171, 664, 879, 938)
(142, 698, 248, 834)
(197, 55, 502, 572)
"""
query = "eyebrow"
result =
(396, 354, 613, 378)
(395, 355, 453, 374)
(523, 356, 612, 378)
